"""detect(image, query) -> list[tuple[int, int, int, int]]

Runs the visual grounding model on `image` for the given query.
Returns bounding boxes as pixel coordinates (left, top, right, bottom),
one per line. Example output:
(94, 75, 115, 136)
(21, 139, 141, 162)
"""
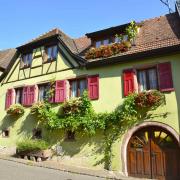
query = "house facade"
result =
(0, 11, 180, 179)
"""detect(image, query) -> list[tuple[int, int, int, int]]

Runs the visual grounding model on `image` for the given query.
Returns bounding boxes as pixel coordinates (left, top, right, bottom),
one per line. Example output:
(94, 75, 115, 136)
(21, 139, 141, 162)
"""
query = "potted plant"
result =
(6, 104, 25, 116)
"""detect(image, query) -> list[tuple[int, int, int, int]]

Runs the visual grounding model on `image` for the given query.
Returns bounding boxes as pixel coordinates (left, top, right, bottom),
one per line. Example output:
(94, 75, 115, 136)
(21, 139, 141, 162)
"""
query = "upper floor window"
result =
(103, 39, 109, 45)
(46, 45, 58, 61)
(21, 53, 32, 68)
(38, 84, 50, 101)
(95, 41, 102, 48)
(138, 68, 158, 92)
(69, 78, 87, 98)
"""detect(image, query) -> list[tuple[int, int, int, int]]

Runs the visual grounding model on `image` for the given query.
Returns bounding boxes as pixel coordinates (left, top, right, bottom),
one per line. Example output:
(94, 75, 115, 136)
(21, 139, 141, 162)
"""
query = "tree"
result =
(160, 0, 173, 13)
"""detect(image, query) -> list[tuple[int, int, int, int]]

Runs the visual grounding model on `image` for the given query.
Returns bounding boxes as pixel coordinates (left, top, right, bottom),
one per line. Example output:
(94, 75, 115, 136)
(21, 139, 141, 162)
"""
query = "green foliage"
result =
(17, 139, 50, 153)
(7, 104, 25, 116)
(125, 21, 138, 42)
(31, 90, 166, 170)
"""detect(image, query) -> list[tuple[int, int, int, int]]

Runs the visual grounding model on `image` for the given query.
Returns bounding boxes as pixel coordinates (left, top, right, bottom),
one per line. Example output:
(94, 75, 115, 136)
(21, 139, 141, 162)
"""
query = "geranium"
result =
(7, 104, 25, 116)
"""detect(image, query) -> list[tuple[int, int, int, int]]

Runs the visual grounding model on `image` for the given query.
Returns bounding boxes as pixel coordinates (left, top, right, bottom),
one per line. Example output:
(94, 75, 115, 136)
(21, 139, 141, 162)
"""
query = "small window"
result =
(38, 84, 50, 101)
(123, 35, 128, 42)
(65, 130, 75, 141)
(32, 129, 42, 139)
(115, 37, 121, 43)
(46, 45, 58, 61)
(15, 88, 23, 104)
(21, 53, 32, 68)
(95, 41, 102, 48)
(70, 78, 87, 98)
(138, 67, 158, 92)
(2, 129, 9, 138)
(103, 39, 109, 45)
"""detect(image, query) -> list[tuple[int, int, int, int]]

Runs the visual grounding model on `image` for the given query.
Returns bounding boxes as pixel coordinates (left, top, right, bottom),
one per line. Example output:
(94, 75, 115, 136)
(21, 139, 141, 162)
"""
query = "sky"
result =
(0, 0, 176, 49)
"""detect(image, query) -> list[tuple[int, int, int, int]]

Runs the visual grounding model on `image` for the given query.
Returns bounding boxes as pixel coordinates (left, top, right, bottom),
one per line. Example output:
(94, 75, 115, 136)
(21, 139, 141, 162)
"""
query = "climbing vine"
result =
(30, 90, 166, 170)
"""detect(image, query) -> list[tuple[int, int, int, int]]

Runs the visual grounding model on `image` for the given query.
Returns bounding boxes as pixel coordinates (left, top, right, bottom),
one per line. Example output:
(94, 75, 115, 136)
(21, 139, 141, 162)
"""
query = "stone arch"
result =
(121, 121, 180, 176)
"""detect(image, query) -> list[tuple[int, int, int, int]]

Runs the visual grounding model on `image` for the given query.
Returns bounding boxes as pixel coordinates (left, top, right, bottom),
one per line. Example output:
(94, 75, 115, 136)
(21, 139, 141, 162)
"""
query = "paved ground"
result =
(0, 159, 104, 180)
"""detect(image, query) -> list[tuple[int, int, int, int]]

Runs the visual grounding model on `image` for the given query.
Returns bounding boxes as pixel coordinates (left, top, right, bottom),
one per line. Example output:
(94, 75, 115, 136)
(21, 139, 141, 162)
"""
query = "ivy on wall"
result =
(29, 90, 166, 170)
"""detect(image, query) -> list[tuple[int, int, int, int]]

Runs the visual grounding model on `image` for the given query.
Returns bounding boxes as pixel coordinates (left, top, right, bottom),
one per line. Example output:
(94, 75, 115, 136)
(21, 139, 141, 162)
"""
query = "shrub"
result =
(30, 101, 49, 115)
(16, 139, 50, 153)
(6, 104, 25, 116)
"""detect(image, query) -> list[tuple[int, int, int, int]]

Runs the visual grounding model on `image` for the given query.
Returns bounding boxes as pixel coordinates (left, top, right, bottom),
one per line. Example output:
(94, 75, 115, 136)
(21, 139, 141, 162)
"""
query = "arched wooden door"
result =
(127, 126, 180, 180)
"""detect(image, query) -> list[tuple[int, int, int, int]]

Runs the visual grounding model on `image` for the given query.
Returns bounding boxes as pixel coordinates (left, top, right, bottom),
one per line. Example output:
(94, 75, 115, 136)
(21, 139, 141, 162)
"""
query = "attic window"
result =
(45, 45, 58, 62)
(21, 53, 32, 68)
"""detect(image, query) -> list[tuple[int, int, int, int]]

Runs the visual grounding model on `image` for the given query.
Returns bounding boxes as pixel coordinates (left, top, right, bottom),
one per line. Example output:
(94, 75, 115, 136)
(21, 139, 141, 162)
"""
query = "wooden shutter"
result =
(55, 80, 66, 103)
(88, 75, 99, 100)
(5, 89, 15, 109)
(123, 69, 136, 96)
(158, 62, 174, 92)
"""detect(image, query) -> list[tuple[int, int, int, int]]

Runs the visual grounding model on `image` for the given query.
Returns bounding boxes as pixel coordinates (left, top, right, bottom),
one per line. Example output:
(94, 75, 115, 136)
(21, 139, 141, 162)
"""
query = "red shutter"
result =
(123, 69, 135, 96)
(5, 89, 15, 109)
(22, 87, 29, 106)
(28, 85, 37, 105)
(55, 80, 66, 103)
(88, 75, 99, 100)
(158, 62, 174, 92)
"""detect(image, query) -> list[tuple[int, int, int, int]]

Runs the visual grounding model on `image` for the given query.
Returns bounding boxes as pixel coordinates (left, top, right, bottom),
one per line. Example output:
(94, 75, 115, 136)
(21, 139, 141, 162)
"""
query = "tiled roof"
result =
(0, 12, 180, 69)
(0, 49, 16, 69)
(85, 12, 180, 61)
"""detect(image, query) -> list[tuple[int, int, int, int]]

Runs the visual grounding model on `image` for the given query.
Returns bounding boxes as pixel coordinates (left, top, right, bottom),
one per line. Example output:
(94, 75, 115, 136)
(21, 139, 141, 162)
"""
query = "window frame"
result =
(44, 45, 58, 63)
(69, 77, 87, 98)
(2, 129, 10, 138)
(21, 52, 33, 69)
(137, 66, 159, 92)
(15, 88, 23, 104)
(38, 83, 51, 102)
(32, 128, 42, 139)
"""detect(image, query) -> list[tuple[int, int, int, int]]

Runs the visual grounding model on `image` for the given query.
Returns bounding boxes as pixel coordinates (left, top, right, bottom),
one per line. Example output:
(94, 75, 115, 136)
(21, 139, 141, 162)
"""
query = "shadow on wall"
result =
(16, 114, 39, 138)
(43, 129, 105, 167)
(0, 115, 18, 130)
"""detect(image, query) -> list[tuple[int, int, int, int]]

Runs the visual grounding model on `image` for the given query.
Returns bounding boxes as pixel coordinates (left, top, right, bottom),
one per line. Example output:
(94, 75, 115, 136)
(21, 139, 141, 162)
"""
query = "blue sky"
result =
(0, 0, 176, 49)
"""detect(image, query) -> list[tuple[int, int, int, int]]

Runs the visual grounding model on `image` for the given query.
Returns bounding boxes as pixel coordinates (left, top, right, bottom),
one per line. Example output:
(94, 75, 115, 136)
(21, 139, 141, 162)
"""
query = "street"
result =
(0, 159, 103, 180)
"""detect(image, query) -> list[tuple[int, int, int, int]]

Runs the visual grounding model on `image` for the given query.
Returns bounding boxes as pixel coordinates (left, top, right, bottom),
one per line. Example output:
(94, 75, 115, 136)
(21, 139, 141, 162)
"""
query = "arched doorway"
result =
(127, 126, 180, 180)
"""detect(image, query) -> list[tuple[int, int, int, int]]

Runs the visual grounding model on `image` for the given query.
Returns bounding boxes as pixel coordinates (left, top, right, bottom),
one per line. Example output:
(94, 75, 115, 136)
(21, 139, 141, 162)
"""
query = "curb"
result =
(0, 155, 125, 180)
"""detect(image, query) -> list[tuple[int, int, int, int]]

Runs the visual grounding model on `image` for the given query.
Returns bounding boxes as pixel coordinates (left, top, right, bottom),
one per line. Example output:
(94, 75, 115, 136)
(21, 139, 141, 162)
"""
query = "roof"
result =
(18, 28, 91, 54)
(85, 12, 180, 62)
(0, 12, 180, 70)
(0, 49, 17, 69)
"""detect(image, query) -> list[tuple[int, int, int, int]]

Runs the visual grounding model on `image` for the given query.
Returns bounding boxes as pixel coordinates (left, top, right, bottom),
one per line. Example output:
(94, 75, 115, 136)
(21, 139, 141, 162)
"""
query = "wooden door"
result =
(127, 127, 180, 180)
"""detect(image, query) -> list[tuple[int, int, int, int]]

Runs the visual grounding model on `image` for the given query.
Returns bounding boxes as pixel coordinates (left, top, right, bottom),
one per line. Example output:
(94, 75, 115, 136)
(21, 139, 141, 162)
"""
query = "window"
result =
(103, 39, 109, 45)
(70, 78, 87, 98)
(95, 41, 101, 48)
(65, 130, 75, 141)
(15, 88, 23, 104)
(46, 45, 58, 61)
(32, 129, 42, 139)
(22, 53, 32, 67)
(2, 129, 9, 138)
(38, 84, 50, 101)
(115, 36, 121, 43)
(137, 68, 158, 92)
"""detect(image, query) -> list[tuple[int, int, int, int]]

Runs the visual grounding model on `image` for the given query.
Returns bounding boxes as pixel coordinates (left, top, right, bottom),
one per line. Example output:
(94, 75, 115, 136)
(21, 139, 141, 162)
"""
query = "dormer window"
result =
(45, 45, 58, 62)
(103, 39, 109, 45)
(21, 53, 32, 68)
(95, 41, 101, 48)
(95, 39, 110, 47)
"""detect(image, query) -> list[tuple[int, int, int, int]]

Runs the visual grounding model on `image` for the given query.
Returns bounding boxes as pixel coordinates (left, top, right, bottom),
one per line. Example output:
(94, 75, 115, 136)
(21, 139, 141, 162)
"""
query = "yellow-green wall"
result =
(0, 46, 180, 171)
